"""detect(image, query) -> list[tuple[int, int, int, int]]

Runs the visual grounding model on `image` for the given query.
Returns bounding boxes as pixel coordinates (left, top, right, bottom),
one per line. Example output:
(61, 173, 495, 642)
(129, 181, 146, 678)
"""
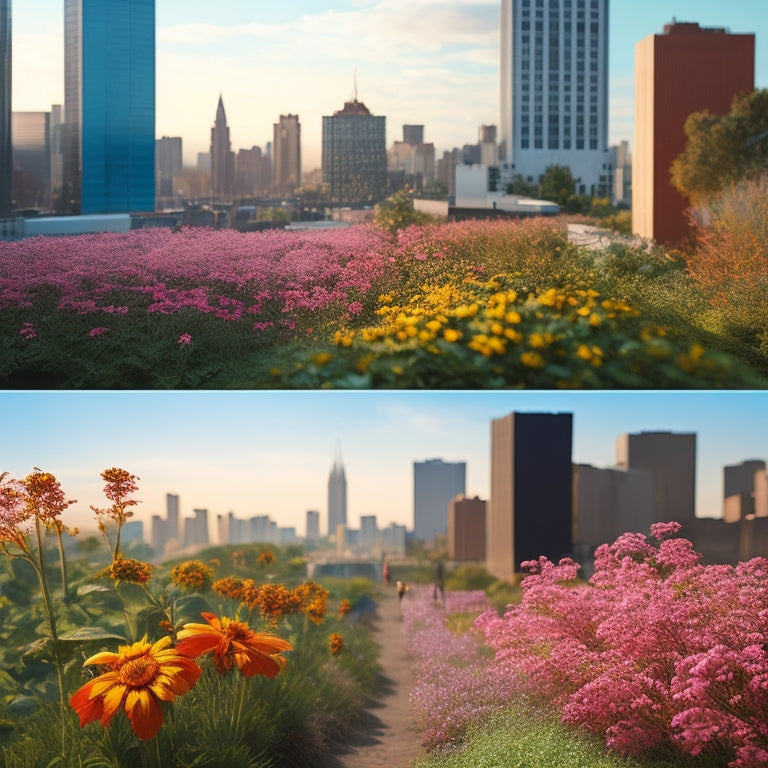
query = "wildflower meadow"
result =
(405, 523, 768, 768)
(2, 216, 767, 388)
(0, 468, 378, 768)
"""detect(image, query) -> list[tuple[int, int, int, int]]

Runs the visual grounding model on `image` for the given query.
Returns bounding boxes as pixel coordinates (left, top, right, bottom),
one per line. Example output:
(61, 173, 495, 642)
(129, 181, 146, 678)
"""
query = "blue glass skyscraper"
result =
(0, 0, 11, 215)
(64, 0, 155, 214)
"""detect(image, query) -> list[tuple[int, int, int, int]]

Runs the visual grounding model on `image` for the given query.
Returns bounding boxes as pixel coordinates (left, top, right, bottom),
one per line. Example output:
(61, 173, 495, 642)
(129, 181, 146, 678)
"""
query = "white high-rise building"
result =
(328, 448, 347, 537)
(499, 0, 611, 196)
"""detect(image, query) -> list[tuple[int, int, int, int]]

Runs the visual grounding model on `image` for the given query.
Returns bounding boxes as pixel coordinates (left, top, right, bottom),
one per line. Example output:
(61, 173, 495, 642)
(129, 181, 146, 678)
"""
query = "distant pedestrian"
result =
(382, 560, 390, 585)
(396, 580, 408, 604)
(433, 560, 445, 602)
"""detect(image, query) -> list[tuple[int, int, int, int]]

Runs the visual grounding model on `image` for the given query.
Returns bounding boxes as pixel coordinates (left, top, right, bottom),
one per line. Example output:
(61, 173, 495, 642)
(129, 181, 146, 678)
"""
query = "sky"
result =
(1, 391, 767, 542)
(10, 1, 768, 169)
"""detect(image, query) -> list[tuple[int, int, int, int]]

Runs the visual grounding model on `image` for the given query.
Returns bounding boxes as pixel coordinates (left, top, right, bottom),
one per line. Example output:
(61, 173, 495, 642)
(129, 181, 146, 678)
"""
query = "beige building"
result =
(448, 494, 486, 561)
(273, 114, 301, 196)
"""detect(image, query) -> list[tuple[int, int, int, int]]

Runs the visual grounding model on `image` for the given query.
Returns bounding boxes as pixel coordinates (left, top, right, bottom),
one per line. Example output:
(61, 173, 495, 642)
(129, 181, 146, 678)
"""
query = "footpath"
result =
(322, 586, 424, 768)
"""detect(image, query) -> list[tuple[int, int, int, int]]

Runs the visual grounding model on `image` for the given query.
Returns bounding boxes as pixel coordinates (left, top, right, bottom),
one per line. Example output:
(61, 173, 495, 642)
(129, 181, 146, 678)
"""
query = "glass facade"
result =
(0, 0, 11, 214)
(64, 0, 155, 214)
(322, 104, 386, 205)
(12, 112, 50, 209)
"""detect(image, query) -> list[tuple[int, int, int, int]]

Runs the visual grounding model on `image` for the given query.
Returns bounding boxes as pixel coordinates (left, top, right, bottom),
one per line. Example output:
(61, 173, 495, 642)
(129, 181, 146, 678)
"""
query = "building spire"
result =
(353, 66, 358, 102)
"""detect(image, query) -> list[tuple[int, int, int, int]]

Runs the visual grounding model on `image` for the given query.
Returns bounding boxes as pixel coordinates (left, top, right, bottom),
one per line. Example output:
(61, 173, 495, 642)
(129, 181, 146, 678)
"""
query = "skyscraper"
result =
(210, 95, 235, 199)
(63, 0, 155, 214)
(328, 449, 347, 537)
(12, 112, 51, 209)
(273, 114, 301, 196)
(322, 95, 386, 204)
(413, 459, 466, 542)
(615, 431, 697, 530)
(488, 412, 573, 580)
(499, 0, 610, 196)
(0, 0, 11, 215)
(156, 136, 182, 201)
(633, 22, 754, 245)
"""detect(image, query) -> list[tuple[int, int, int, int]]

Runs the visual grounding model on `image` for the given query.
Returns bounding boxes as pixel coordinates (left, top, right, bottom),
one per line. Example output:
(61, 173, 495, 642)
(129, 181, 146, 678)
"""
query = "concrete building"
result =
(0, 0, 10, 215)
(182, 508, 209, 549)
(155, 136, 182, 203)
(413, 459, 466, 542)
(273, 114, 301, 196)
(328, 449, 347, 537)
(210, 95, 235, 199)
(322, 96, 387, 205)
(723, 460, 767, 522)
(235, 146, 266, 197)
(387, 125, 436, 192)
(12, 112, 51, 209)
(306, 509, 320, 542)
(360, 515, 378, 554)
(616, 431, 696, 528)
(448, 494, 486, 561)
(609, 140, 631, 206)
(573, 463, 654, 564)
(499, 0, 611, 197)
(380, 523, 407, 558)
(633, 21, 754, 245)
(488, 412, 573, 580)
(63, 0, 155, 214)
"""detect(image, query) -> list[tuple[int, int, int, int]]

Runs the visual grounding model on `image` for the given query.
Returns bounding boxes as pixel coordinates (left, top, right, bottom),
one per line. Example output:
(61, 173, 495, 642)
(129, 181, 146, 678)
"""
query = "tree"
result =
(538, 165, 576, 207)
(374, 189, 435, 233)
(507, 174, 539, 197)
(671, 89, 768, 207)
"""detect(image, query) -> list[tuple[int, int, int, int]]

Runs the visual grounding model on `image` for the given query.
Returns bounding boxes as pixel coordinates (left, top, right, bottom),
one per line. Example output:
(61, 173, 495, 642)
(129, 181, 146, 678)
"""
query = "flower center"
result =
(118, 655, 159, 687)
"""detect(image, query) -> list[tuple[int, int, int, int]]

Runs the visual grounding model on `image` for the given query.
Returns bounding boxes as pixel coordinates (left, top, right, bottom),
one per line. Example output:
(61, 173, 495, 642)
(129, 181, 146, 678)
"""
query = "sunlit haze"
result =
(12, 0, 768, 169)
(1, 391, 766, 542)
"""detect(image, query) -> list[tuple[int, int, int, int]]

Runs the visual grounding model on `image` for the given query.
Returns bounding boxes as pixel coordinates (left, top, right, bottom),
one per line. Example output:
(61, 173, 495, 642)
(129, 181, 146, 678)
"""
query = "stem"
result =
(54, 526, 69, 597)
(34, 518, 66, 754)
(113, 520, 123, 562)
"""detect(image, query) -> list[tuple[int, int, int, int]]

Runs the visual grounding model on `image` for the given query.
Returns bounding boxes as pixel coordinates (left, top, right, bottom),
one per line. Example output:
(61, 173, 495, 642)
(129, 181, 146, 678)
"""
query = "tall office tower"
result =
(322, 95, 386, 204)
(12, 112, 51, 209)
(49, 105, 64, 208)
(0, 0, 10, 215)
(609, 139, 631, 206)
(273, 114, 301, 196)
(306, 509, 320, 542)
(156, 136, 182, 201)
(328, 449, 347, 537)
(615, 431, 696, 530)
(360, 515, 378, 554)
(402, 125, 424, 145)
(166, 493, 180, 544)
(210, 95, 235, 199)
(499, 0, 610, 196)
(235, 146, 263, 196)
(448, 495, 487, 561)
(488, 412, 573, 580)
(63, 0, 155, 214)
(723, 460, 767, 522)
(413, 459, 466, 542)
(634, 22, 754, 245)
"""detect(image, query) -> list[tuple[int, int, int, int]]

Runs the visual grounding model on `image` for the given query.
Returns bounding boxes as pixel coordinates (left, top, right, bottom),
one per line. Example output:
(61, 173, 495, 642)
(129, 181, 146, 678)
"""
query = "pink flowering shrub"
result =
(402, 586, 514, 750)
(475, 523, 768, 767)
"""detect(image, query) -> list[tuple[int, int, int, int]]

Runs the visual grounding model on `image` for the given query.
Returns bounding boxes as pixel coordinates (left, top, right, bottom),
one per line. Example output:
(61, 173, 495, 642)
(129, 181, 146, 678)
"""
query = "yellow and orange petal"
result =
(69, 636, 201, 740)
(176, 612, 292, 678)
(329, 633, 344, 656)
(109, 555, 153, 585)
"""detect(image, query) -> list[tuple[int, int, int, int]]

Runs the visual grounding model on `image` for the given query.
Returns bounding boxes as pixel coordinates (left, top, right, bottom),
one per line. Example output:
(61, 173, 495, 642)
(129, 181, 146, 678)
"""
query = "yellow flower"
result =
(312, 352, 333, 366)
(329, 633, 344, 656)
(109, 556, 153, 585)
(443, 328, 462, 343)
(505, 310, 522, 324)
(170, 560, 214, 593)
(521, 351, 546, 369)
(69, 636, 201, 740)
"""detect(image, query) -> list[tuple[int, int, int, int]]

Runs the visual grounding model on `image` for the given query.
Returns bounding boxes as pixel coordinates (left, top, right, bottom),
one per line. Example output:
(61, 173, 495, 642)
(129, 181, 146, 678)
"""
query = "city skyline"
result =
(1, 391, 766, 540)
(12, 1, 768, 171)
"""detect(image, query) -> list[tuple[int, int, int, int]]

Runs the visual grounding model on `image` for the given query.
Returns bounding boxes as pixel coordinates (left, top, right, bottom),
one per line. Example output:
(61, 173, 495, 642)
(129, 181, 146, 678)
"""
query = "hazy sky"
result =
(11, 1, 768, 168)
(1, 391, 766, 542)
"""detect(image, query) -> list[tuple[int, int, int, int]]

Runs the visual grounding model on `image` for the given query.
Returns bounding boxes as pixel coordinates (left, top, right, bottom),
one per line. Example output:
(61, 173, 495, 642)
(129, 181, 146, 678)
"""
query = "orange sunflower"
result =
(69, 636, 201, 740)
(176, 612, 293, 678)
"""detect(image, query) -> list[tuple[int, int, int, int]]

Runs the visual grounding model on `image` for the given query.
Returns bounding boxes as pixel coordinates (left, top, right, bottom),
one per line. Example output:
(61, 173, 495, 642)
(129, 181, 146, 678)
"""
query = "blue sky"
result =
(1, 391, 766, 540)
(11, 1, 768, 168)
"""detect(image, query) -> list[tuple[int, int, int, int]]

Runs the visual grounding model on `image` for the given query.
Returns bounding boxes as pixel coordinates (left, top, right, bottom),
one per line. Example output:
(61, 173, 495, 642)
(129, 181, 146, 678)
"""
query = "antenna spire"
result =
(353, 66, 358, 102)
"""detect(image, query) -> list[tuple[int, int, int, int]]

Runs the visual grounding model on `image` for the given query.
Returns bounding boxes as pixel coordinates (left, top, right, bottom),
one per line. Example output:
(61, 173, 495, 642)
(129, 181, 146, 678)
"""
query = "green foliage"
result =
(444, 566, 495, 592)
(671, 89, 768, 206)
(539, 165, 576, 207)
(256, 207, 291, 225)
(374, 189, 435, 233)
(507, 174, 539, 197)
(411, 701, 722, 768)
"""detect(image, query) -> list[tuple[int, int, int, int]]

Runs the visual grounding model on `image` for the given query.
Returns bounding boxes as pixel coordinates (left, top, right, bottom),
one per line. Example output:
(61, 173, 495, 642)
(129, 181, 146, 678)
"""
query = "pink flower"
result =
(178, 334, 192, 345)
(347, 301, 363, 315)
(19, 322, 35, 339)
(89, 327, 108, 337)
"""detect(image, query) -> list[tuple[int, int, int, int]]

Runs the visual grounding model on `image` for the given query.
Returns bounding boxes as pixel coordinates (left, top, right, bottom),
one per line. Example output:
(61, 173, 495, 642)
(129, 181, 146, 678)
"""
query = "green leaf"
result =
(57, 627, 127, 644)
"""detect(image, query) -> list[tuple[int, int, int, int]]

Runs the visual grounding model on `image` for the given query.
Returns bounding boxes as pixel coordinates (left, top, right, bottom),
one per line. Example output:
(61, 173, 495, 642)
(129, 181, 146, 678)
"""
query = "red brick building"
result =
(448, 494, 486, 562)
(634, 22, 754, 246)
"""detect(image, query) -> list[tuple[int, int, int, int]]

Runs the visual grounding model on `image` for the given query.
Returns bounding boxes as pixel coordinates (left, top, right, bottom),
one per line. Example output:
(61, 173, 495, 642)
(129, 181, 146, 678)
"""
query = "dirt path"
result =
(322, 586, 424, 768)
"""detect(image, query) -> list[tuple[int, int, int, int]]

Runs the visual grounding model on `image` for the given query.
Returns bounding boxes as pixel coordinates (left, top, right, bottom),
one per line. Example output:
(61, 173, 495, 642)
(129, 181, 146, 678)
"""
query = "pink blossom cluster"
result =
(475, 523, 768, 767)
(0, 225, 396, 327)
(401, 586, 513, 750)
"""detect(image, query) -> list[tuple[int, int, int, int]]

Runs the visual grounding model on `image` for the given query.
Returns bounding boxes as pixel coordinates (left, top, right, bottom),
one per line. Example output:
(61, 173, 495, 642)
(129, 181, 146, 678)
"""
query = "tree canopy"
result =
(670, 89, 768, 207)
(539, 165, 576, 207)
